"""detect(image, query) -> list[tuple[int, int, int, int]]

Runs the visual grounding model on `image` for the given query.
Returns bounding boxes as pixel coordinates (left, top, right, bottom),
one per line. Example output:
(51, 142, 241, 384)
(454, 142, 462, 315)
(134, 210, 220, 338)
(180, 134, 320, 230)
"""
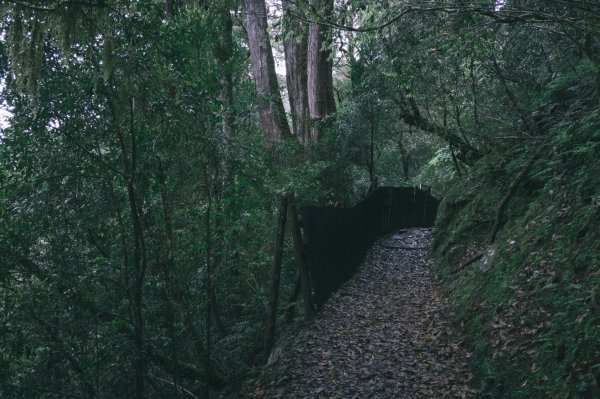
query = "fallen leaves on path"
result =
(239, 228, 474, 398)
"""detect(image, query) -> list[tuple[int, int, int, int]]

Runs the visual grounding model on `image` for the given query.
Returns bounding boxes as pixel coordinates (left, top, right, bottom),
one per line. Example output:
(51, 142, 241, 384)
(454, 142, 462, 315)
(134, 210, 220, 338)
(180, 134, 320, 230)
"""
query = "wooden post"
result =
(263, 196, 288, 361)
(287, 193, 315, 318)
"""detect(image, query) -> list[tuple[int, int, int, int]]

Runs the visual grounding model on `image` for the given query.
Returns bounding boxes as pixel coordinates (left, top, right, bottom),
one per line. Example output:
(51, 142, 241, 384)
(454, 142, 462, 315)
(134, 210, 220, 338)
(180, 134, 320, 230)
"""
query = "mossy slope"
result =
(435, 63, 600, 398)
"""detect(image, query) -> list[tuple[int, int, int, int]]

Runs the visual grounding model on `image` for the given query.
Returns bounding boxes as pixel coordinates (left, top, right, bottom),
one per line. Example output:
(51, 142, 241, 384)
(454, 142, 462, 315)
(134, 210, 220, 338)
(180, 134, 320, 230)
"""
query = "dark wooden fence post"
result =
(287, 193, 315, 318)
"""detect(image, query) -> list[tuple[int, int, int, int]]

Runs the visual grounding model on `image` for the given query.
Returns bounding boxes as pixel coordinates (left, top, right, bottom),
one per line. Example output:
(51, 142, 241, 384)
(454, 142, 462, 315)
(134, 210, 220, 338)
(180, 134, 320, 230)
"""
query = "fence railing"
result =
(300, 187, 439, 306)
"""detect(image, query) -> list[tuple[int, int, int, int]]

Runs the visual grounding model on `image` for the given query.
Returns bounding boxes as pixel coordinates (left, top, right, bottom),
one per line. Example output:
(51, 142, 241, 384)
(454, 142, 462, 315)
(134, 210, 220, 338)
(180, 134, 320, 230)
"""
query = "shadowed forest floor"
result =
(238, 228, 474, 398)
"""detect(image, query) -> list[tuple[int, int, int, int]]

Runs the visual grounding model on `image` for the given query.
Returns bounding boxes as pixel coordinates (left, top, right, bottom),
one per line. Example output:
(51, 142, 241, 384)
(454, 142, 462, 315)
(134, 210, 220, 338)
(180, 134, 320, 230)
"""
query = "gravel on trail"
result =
(240, 228, 474, 398)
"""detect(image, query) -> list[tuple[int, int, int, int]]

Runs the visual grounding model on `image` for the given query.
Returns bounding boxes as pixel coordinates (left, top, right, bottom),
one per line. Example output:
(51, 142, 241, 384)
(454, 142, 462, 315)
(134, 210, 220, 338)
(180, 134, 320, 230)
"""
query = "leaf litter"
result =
(238, 228, 474, 398)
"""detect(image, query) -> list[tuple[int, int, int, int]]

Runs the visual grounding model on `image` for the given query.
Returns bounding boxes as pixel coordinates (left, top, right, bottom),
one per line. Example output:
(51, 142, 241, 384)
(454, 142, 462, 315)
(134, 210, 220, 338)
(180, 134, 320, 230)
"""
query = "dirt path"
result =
(243, 228, 473, 398)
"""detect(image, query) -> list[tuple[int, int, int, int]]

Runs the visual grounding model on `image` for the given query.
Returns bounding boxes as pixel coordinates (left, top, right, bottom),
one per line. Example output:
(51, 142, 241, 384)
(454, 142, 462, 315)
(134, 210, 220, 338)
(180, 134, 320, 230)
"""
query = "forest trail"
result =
(241, 228, 474, 398)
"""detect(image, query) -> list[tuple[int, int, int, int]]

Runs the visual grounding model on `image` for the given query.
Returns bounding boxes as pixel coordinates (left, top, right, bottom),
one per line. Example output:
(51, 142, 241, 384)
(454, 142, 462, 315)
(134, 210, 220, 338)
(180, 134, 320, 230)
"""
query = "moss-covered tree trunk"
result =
(307, 0, 336, 142)
(244, 0, 291, 147)
(283, 0, 309, 145)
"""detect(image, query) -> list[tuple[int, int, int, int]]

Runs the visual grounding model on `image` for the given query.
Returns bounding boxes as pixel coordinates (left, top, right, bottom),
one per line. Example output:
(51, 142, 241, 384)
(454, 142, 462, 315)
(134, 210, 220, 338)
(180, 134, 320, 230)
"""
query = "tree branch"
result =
(392, 94, 481, 165)
(285, 1, 594, 34)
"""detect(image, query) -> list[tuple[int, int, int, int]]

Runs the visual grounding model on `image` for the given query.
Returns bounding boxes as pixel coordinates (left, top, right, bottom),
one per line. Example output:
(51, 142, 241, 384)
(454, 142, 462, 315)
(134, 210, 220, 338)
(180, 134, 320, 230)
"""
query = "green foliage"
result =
(417, 147, 457, 196)
(2, 0, 598, 397)
(0, 1, 286, 397)
(435, 63, 600, 398)
(336, 50, 441, 193)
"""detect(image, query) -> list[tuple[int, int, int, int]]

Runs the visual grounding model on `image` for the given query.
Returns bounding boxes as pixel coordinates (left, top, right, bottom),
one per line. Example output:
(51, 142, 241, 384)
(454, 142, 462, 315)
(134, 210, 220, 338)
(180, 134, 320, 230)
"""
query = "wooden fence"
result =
(300, 187, 439, 306)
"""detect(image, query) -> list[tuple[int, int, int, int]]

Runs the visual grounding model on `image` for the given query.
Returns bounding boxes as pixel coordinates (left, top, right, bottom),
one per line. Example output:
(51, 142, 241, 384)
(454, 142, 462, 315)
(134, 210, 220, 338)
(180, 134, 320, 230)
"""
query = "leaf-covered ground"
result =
(238, 228, 474, 398)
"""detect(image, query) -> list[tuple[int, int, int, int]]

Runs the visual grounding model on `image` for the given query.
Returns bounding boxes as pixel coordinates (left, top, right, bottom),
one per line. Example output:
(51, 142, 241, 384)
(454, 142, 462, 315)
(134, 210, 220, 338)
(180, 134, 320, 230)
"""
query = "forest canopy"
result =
(1, 0, 599, 398)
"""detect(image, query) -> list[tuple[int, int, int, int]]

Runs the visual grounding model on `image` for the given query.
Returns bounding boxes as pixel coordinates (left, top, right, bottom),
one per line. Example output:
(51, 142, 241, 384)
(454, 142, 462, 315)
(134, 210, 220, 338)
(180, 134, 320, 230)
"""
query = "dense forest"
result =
(1, 0, 599, 398)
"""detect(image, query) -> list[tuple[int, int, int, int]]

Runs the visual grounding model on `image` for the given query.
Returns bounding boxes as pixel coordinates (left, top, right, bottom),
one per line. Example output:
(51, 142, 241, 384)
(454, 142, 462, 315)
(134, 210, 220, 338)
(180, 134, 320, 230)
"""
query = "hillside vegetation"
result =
(435, 61, 600, 398)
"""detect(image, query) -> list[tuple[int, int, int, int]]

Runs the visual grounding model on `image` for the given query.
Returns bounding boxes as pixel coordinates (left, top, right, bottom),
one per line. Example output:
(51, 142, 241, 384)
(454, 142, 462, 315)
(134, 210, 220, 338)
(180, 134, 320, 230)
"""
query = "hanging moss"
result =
(102, 33, 114, 83)
(7, 9, 24, 84)
(27, 19, 44, 109)
(4, 3, 102, 110)
(57, 3, 79, 55)
(5, 6, 46, 113)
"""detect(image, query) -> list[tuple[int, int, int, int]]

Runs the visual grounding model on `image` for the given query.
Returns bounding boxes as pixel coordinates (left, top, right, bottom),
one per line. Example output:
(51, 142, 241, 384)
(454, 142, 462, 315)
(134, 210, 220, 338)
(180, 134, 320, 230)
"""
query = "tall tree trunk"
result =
(283, 0, 309, 145)
(244, 0, 291, 147)
(307, 0, 336, 142)
(263, 196, 288, 361)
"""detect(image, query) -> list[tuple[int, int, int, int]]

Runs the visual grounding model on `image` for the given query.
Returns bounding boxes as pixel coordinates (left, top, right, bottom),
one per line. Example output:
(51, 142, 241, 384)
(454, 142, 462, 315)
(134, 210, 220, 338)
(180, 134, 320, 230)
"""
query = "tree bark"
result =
(244, 0, 291, 147)
(287, 193, 314, 318)
(283, 0, 309, 145)
(307, 0, 336, 142)
(393, 93, 481, 165)
(263, 196, 288, 361)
